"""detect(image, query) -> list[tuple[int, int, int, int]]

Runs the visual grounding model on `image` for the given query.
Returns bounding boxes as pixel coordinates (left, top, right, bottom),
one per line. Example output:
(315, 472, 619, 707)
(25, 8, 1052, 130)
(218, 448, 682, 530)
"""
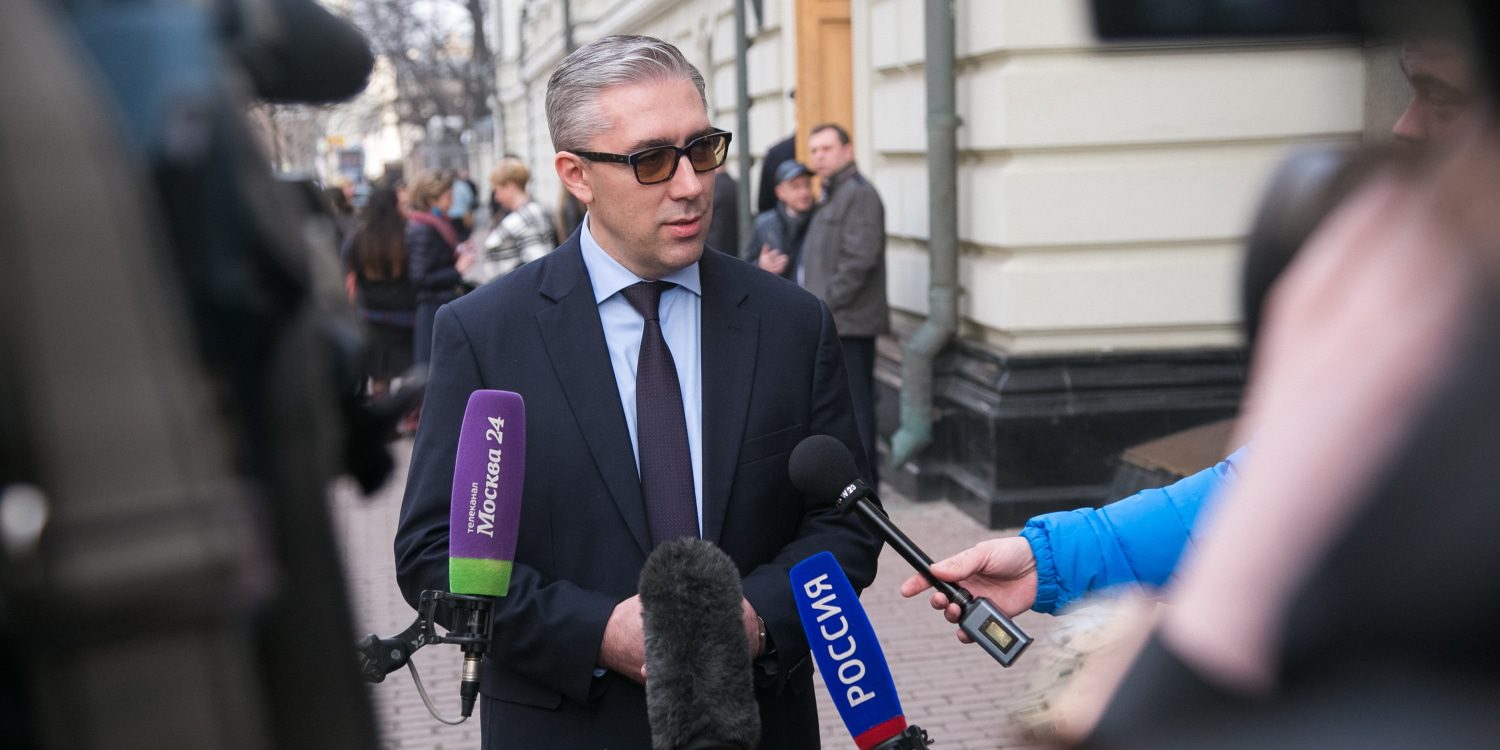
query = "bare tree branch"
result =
(347, 0, 492, 139)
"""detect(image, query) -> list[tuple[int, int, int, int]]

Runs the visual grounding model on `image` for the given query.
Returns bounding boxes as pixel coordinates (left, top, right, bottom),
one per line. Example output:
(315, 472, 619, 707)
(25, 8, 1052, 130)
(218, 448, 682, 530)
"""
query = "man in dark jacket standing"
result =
(802, 123, 888, 478)
(705, 167, 739, 253)
(742, 159, 814, 279)
(394, 36, 880, 750)
(756, 131, 797, 214)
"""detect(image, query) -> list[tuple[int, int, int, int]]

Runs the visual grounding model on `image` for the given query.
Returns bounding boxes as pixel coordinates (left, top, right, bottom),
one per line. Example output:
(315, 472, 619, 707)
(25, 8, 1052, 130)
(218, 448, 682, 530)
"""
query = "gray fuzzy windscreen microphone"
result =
(638, 538, 761, 750)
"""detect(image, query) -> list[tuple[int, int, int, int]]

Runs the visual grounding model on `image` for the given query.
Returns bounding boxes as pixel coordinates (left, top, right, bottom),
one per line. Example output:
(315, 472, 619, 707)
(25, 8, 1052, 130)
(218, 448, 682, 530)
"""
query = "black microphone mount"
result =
(871, 725, 934, 749)
(355, 589, 494, 720)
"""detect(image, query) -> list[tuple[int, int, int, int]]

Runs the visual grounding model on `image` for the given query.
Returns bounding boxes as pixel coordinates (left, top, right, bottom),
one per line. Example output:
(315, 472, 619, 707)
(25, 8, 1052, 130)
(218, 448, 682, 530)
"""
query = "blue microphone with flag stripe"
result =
(790, 552, 932, 750)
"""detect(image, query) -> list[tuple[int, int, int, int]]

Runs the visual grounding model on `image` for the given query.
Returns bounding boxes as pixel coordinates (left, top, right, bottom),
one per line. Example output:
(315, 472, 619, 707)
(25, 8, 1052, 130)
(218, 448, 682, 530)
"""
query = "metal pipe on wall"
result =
(734, 0, 753, 249)
(890, 0, 959, 469)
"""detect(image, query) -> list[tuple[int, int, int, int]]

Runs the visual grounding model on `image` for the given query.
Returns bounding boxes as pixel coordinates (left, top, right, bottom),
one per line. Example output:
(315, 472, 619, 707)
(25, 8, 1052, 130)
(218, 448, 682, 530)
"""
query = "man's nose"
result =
(666, 154, 704, 199)
(1391, 102, 1425, 145)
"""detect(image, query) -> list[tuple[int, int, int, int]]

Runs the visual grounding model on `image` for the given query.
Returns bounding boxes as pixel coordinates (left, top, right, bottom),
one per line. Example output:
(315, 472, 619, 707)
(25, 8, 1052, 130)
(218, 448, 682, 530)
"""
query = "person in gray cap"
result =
(743, 159, 814, 279)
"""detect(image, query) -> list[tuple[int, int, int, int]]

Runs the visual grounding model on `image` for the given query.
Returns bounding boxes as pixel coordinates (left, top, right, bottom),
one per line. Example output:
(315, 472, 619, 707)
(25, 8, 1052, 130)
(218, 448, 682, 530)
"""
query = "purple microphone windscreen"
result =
(790, 552, 906, 750)
(448, 390, 525, 597)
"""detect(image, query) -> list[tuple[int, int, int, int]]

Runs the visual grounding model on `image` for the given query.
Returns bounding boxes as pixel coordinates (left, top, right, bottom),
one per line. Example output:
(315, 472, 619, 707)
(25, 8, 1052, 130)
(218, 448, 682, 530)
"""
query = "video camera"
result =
(0, 0, 388, 748)
(1093, 0, 1496, 350)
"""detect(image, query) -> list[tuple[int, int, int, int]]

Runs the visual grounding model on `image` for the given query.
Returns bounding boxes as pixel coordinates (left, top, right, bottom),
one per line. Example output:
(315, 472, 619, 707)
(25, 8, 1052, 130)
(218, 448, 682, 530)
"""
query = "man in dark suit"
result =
(757, 131, 797, 214)
(705, 167, 740, 254)
(394, 35, 881, 749)
(801, 123, 889, 482)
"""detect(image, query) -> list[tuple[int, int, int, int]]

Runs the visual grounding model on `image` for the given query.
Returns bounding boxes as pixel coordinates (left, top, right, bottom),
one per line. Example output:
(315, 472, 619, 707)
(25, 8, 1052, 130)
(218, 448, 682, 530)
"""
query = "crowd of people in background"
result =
(303, 20, 1500, 747)
(326, 117, 892, 477)
(328, 117, 891, 460)
(734, 122, 889, 478)
(333, 162, 569, 425)
(461, 158, 558, 288)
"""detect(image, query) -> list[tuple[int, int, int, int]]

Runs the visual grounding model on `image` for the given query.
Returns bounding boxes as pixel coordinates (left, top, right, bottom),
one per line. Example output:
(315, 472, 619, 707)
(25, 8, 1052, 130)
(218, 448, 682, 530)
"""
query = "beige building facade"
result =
(490, 0, 1373, 524)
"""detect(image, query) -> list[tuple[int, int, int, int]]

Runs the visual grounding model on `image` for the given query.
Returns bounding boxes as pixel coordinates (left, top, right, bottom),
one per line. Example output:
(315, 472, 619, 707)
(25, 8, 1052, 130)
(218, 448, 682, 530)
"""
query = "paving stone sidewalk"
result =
(332, 438, 1109, 749)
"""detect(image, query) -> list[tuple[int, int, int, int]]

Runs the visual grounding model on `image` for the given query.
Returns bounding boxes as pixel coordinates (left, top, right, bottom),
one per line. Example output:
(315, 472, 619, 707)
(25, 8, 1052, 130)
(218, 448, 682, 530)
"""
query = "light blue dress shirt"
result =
(579, 217, 704, 535)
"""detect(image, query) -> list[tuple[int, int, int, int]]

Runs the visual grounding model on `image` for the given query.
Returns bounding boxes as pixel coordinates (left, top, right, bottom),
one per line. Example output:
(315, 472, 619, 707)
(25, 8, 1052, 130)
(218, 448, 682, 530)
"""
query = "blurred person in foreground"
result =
(462, 157, 558, 287)
(394, 34, 880, 749)
(903, 31, 1485, 623)
(341, 184, 415, 401)
(405, 171, 472, 366)
(1080, 103, 1500, 747)
(743, 159, 814, 280)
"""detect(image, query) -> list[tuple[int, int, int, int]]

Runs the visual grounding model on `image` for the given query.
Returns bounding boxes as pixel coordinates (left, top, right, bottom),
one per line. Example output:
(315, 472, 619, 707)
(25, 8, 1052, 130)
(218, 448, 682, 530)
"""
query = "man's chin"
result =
(650, 235, 705, 273)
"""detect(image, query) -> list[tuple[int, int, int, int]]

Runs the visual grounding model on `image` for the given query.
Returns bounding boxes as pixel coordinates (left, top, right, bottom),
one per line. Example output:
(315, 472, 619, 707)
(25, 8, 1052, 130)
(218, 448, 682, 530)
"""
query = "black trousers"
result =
(840, 336, 877, 484)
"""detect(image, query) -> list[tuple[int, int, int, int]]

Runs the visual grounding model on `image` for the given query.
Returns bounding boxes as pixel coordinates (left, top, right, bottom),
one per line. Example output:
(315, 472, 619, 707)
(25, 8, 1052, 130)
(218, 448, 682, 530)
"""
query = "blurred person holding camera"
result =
(898, 10, 1500, 743)
(902, 29, 1484, 626)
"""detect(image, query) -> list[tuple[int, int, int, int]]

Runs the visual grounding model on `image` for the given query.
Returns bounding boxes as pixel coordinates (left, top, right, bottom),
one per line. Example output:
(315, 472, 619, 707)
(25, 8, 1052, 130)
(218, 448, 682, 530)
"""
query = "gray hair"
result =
(545, 35, 708, 153)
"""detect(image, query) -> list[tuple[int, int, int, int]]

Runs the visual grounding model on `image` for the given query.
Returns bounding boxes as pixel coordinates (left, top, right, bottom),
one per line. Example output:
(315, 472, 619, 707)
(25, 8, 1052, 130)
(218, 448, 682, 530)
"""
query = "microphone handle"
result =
(460, 654, 481, 718)
(452, 595, 495, 719)
(848, 496, 972, 606)
(847, 492, 1031, 667)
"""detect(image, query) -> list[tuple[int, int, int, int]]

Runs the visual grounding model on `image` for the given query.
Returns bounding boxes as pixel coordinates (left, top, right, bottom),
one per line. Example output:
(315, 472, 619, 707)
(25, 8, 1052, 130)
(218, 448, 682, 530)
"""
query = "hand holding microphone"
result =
(898, 538, 1038, 644)
(790, 435, 1031, 668)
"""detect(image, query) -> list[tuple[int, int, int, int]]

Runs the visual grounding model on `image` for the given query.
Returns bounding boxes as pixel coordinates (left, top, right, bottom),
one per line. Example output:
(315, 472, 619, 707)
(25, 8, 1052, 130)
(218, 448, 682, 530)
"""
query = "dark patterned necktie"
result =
(620, 281, 699, 545)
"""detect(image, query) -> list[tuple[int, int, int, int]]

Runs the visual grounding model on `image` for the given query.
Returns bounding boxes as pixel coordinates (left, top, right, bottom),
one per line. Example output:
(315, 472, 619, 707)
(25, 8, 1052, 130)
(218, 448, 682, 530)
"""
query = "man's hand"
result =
(613, 595, 764, 684)
(600, 595, 646, 684)
(741, 598, 764, 659)
(899, 537, 1038, 643)
(757, 244, 789, 275)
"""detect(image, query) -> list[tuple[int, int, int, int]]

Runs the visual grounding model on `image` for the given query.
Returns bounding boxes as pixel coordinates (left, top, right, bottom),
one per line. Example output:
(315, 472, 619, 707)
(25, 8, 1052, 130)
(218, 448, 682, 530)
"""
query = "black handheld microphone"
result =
(789, 435, 1031, 668)
(639, 538, 760, 750)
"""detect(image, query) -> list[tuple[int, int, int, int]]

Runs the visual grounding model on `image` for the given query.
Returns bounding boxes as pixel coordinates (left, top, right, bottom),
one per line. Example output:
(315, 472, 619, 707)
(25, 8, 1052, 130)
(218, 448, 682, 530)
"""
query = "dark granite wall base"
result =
(875, 337, 1246, 529)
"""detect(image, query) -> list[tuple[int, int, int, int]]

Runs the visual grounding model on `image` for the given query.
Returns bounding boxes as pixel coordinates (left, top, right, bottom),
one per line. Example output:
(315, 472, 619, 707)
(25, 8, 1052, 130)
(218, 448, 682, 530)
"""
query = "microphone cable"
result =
(404, 658, 468, 725)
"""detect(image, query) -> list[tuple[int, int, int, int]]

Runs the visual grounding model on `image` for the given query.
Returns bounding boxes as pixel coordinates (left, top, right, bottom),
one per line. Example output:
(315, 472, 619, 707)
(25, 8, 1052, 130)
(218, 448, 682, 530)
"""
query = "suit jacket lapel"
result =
(699, 250, 759, 544)
(535, 242, 652, 557)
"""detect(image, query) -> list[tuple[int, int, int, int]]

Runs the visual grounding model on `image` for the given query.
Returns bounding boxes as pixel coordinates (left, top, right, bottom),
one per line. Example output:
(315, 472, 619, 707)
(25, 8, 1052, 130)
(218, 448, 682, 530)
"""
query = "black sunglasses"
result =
(572, 130, 732, 185)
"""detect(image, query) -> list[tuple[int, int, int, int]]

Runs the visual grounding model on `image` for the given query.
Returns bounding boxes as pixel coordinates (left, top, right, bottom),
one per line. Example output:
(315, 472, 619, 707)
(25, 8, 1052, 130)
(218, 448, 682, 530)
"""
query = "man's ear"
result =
(555, 152, 594, 205)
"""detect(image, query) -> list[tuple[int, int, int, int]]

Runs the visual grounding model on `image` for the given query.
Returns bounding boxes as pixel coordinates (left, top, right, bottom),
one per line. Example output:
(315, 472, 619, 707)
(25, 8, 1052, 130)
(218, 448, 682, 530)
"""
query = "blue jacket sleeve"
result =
(1021, 445, 1248, 614)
